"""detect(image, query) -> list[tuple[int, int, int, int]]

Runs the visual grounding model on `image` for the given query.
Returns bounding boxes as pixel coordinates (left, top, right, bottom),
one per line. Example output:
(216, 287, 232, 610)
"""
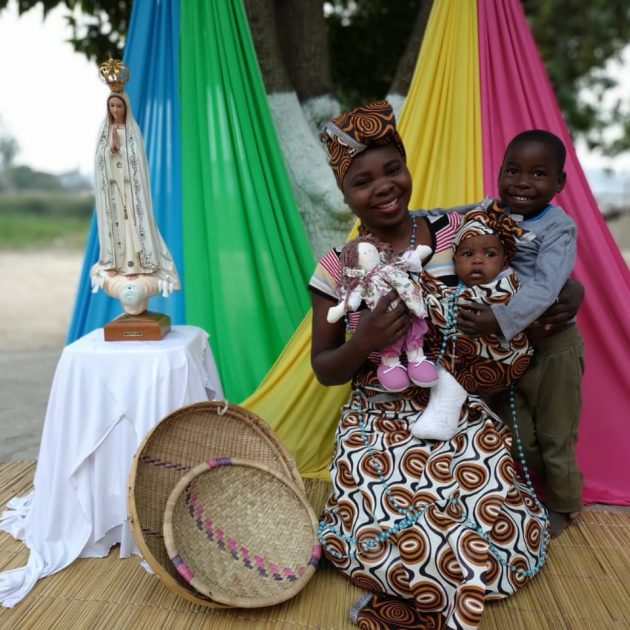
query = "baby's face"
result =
(454, 234, 507, 287)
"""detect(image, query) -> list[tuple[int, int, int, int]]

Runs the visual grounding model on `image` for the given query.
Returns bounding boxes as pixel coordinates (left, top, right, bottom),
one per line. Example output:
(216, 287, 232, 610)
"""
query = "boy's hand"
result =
(457, 302, 500, 337)
(534, 278, 584, 328)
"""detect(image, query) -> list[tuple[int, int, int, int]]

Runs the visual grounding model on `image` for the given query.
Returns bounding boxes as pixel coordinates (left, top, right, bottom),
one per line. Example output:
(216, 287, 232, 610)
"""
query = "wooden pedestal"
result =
(104, 311, 171, 341)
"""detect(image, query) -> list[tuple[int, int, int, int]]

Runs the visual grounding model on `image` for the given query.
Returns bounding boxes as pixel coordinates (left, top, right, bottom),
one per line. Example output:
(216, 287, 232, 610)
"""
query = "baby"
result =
(412, 206, 532, 440)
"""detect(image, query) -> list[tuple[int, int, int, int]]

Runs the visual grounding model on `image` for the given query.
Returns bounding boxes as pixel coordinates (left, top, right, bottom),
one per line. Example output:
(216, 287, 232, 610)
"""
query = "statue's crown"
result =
(98, 58, 129, 94)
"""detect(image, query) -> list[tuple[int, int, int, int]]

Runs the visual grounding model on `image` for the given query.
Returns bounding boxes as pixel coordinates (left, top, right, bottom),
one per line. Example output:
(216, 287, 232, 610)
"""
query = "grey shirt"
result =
(491, 204, 577, 340)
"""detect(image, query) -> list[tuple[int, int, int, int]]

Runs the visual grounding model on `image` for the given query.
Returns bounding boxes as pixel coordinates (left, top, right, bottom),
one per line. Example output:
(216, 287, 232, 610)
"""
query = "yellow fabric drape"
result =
(242, 0, 484, 479)
(399, 0, 483, 209)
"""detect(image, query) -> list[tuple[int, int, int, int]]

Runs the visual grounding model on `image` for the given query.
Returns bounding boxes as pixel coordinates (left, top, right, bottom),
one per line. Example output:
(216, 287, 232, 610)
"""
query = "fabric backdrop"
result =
(245, 0, 630, 506)
(67, 0, 314, 403)
(67, 0, 630, 504)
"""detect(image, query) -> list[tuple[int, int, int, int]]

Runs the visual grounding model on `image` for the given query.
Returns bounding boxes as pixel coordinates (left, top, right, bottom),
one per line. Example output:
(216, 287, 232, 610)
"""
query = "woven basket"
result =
(163, 457, 320, 608)
(128, 400, 304, 608)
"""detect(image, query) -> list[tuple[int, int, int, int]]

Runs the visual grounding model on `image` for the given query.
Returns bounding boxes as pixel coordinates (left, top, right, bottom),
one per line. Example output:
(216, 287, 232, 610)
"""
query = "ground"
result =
(0, 250, 83, 350)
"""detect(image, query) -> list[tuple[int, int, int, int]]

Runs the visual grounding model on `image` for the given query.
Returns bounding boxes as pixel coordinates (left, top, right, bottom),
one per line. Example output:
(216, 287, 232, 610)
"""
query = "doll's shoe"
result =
(377, 363, 410, 392)
(407, 359, 439, 387)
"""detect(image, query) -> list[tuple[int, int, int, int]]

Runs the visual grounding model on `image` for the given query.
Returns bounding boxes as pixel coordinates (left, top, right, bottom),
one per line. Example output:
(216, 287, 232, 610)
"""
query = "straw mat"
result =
(1, 461, 629, 629)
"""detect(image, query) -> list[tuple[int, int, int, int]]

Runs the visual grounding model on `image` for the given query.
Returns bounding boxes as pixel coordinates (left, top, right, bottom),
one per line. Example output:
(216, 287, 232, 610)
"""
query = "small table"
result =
(0, 325, 223, 607)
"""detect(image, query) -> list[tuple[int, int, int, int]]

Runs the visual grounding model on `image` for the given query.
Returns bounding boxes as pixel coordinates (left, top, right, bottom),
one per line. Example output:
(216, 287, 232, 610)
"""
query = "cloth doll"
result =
(327, 234, 438, 391)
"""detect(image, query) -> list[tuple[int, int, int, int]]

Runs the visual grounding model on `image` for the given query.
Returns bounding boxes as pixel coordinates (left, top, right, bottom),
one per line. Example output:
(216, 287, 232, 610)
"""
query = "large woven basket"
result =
(128, 400, 304, 608)
(163, 457, 320, 608)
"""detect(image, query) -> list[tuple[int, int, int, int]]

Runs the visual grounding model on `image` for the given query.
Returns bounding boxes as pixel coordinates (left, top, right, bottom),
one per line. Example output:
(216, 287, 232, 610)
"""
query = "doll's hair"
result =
(339, 234, 393, 296)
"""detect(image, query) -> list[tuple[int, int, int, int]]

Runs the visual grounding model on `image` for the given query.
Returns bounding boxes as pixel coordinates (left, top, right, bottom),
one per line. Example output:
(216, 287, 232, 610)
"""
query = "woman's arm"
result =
(311, 290, 411, 386)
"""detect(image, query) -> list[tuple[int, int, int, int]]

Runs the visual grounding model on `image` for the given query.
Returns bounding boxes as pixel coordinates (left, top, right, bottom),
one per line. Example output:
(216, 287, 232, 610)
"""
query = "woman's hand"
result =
(457, 302, 500, 337)
(353, 291, 411, 352)
(311, 290, 410, 386)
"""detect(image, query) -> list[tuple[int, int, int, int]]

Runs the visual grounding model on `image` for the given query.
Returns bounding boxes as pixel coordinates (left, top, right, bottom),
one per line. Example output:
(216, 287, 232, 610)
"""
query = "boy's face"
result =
(497, 140, 566, 217)
(454, 234, 507, 287)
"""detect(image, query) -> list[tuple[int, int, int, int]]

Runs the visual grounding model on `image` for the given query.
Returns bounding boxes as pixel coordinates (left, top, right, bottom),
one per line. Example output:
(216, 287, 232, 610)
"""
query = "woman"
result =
(310, 101, 579, 629)
(91, 91, 180, 302)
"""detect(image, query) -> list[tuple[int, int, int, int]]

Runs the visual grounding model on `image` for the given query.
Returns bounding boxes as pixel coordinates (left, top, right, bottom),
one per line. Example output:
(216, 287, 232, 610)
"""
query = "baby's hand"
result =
(456, 301, 500, 337)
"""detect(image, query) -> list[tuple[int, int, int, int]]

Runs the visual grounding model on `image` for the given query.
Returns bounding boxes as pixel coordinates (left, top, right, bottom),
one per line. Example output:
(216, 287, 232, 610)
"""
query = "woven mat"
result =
(1, 461, 629, 629)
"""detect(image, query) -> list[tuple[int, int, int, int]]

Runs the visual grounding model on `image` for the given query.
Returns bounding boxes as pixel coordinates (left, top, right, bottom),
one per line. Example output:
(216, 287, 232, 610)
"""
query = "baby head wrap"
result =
(453, 203, 526, 263)
(320, 100, 406, 188)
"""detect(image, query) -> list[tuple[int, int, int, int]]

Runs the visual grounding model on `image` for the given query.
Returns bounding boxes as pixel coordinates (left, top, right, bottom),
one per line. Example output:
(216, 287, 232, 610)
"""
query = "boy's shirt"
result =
(489, 200, 577, 340)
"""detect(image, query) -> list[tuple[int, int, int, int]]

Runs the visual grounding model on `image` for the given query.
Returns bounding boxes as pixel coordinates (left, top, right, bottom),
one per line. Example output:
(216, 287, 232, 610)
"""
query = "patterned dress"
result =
(310, 212, 548, 630)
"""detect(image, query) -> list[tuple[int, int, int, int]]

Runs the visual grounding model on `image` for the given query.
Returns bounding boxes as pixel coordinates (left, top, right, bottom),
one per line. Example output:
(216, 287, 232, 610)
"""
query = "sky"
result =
(1, 0, 630, 185)
(0, 1, 102, 176)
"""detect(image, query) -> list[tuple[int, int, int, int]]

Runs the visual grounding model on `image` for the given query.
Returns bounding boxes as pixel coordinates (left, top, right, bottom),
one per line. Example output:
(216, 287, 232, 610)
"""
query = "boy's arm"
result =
(492, 227, 577, 340)
(421, 197, 492, 216)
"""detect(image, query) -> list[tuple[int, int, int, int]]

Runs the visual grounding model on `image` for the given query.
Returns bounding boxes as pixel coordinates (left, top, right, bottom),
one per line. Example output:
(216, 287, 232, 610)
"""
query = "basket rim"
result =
(127, 400, 304, 608)
(162, 456, 320, 608)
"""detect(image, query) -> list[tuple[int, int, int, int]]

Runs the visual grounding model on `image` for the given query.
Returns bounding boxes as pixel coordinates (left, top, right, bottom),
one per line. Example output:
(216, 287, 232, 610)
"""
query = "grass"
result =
(0, 192, 93, 250)
(0, 212, 91, 250)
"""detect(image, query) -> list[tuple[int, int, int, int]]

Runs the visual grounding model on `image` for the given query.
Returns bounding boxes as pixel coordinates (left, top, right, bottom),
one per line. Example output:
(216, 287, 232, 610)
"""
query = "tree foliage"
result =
(522, 0, 630, 154)
(3, 0, 630, 154)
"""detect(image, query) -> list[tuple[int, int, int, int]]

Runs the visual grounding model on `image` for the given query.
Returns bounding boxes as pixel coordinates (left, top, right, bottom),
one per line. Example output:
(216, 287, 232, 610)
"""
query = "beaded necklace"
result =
(319, 281, 550, 578)
(407, 213, 416, 250)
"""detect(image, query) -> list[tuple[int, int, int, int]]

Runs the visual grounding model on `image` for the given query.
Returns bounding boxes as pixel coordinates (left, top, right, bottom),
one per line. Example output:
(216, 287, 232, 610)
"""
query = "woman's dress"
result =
(310, 212, 547, 630)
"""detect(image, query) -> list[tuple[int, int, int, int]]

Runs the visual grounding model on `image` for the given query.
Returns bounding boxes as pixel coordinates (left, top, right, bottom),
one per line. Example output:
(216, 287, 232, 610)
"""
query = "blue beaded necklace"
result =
(407, 213, 417, 250)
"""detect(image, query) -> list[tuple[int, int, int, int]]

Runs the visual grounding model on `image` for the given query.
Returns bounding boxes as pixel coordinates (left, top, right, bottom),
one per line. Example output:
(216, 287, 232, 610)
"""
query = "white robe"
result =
(92, 93, 180, 293)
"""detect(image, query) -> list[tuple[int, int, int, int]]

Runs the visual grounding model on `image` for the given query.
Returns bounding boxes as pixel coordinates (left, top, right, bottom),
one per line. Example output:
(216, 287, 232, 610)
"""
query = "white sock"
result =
(411, 367, 467, 441)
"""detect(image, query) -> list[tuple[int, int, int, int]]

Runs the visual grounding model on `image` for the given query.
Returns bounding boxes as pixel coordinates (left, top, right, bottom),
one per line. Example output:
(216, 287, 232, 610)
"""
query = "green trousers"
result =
(493, 325, 584, 513)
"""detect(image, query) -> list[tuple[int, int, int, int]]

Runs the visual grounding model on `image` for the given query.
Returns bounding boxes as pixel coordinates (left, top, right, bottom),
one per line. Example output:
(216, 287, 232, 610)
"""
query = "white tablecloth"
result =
(0, 325, 223, 607)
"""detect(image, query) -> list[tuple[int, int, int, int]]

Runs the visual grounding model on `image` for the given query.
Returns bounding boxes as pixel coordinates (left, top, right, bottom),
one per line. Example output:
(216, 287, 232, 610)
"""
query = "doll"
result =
(327, 234, 438, 391)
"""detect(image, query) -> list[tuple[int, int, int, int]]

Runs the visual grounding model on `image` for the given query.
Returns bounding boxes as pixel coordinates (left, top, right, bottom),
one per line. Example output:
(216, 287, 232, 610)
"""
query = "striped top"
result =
(309, 211, 462, 364)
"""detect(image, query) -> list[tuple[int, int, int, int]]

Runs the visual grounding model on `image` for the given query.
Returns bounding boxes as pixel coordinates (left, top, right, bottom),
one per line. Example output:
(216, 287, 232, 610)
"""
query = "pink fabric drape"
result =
(478, 0, 630, 504)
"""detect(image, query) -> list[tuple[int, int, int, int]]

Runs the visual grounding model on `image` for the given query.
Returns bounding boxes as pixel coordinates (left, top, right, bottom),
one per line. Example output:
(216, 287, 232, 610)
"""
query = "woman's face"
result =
(108, 96, 126, 124)
(342, 143, 412, 234)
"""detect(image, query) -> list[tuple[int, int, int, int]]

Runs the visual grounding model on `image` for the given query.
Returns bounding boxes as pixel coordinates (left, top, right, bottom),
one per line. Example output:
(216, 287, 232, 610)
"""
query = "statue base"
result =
(104, 311, 171, 342)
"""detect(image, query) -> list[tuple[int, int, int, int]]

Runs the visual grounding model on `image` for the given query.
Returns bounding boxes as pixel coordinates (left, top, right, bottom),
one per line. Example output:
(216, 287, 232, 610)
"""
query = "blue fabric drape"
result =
(67, 0, 184, 342)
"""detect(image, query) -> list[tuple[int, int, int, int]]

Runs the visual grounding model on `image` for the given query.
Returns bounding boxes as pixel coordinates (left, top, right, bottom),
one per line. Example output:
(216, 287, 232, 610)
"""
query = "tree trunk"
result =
(243, 0, 292, 92)
(276, 0, 332, 101)
(245, 0, 351, 256)
(389, 0, 433, 97)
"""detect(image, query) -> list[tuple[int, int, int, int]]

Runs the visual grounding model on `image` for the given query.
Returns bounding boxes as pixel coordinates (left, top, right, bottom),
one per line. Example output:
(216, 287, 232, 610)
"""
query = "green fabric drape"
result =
(180, 1, 314, 402)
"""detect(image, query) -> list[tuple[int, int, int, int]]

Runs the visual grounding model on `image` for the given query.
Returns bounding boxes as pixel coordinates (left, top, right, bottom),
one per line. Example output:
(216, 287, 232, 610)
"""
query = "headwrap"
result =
(453, 202, 527, 263)
(320, 100, 406, 188)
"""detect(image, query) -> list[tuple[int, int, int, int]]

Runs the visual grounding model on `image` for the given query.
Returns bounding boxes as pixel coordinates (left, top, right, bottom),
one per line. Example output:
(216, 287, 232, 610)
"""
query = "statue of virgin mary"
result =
(91, 59, 180, 313)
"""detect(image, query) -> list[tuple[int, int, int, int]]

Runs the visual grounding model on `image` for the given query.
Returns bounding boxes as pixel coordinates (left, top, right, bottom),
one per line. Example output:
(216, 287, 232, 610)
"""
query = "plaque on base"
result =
(104, 311, 171, 342)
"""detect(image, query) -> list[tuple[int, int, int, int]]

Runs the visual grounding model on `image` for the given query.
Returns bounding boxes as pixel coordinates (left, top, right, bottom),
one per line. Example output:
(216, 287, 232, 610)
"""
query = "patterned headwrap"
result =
(320, 100, 406, 188)
(453, 202, 526, 263)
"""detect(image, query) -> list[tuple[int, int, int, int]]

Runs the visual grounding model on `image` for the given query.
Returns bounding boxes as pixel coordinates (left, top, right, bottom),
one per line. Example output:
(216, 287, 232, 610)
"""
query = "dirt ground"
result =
(0, 250, 83, 350)
(0, 214, 629, 352)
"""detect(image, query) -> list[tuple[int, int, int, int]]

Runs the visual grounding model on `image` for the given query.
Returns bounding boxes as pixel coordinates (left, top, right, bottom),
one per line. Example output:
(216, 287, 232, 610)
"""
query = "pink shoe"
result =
(408, 359, 439, 387)
(377, 363, 410, 392)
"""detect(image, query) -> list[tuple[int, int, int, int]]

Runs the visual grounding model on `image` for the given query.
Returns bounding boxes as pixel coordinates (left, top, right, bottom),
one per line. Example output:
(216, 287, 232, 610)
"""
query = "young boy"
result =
(457, 130, 584, 537)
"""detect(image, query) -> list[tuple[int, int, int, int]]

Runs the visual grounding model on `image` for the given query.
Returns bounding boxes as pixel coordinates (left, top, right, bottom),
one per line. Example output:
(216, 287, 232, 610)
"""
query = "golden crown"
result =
(98, 58, 130, 94)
